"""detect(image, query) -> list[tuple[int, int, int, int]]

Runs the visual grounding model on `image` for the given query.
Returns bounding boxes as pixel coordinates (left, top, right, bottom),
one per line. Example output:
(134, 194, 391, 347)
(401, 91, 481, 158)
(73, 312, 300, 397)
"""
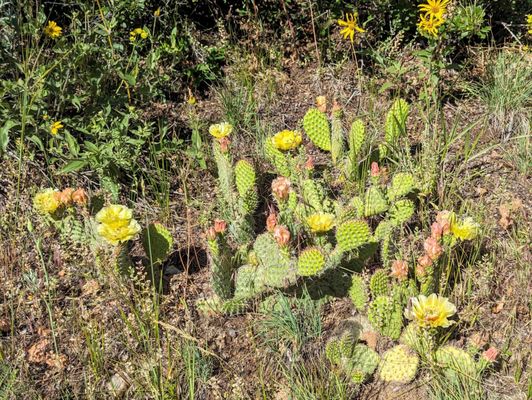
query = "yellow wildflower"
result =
(450, 217, 479, 241)
(154, 8, 161, 17)
(418, 0, 449, 21)
(527, 14, 532, 35)
(306, 213, 335, 233)
(187, 95, 197, 105)
(209, 122, 233, 139)
(418, 13, 444, 37)
(405, 294, 456, 328)
(44, 21, 62, 39)
(271, 130, 302, 151)
(33, 188, 61, 215)
(50, 121, 64, 135)
(130, 28, 149, 42)
(96, 204, 141, 245)
(338, 12, 365, 42)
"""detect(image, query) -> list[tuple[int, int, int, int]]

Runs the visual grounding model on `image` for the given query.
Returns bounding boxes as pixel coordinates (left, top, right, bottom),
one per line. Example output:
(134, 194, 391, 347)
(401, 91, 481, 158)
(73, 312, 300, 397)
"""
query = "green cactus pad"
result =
(297, 248, 326, 276)
(368, 295, 403, 340)
(364, 186, 389, 217)
(303, 108, 332, 151)
(254, 233, 294, 288)
(385, 98, 409, 144)
(349, 274, 368, 311)
(379, 345, 419, 383)
(331, 111, 344, 165)
(389, 199, 415, 225)
(369, 269, 389, 297)
(336, 220, 371, 253)
(435, 346, 478, 377)
(235, 160, 256, 197)
(344, 344, 380, 383)
(141, 223, 173, 265)
(234, 264, 257, 298)
(388, 173, 415, 201)
(351, 196, 365, 217)
(302, 179, 325, 212)
(349, 119, 365, 160)
(264, 138, 291, 176)
(212, 141, 235, 207)
(325, 339, 342, 365)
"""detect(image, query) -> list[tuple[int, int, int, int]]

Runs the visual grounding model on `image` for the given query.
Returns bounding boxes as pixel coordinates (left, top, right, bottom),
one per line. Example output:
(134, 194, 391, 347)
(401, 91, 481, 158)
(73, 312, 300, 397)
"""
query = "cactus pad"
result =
(336, 220, 371, 253)
(368, 295, 403, 340)
(435, 346, 478, 377)
(302, 179, 325, 212)
(364, 186, 389, 217)
(385, 98, 409, 144)
(379, 345, 419, 383)
(297, 248, 326, 276)
(234, 264, 257, 299)
(254, 233, 294, 288)
(349, 274, 368, 311)
(303, 108, 331, 151)
(142, 223, 173, 265)
(349, 119, 365, 160)
(369, 269, 389, 297)
(264, 138, 291, 176)
(388, 172, 415, 201)
(235, 160, 256, 197)
(389, 199, 415, 225)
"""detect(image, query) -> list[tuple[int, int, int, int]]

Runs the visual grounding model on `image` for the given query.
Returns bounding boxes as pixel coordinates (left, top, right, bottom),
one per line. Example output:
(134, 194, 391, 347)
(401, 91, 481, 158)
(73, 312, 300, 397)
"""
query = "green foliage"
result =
(382, 98, 409, 158)
(303, 108, 332, 151)
(369, 270, 389, 297)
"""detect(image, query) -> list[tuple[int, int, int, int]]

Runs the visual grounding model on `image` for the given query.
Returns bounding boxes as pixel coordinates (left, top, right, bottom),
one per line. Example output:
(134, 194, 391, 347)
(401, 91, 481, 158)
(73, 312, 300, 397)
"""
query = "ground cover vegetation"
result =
(0, 0, 530, 399)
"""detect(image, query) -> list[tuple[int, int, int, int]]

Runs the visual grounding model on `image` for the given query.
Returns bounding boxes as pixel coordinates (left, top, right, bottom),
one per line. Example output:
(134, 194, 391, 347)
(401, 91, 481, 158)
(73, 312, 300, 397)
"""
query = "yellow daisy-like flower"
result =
(527, 14, 532, 35)
(306, 213, 335, 233)
(405, 294, 457, 328)
(33, 188, 61, 215)
(450, 217, 479, 241)
(418, 13, 444, 37)
(96, 204, 141, 245)
(50, 121, 63, 135)
(418, 0, 450, 21)
(271, 130, 302, 151)
(130, 28, 149, 42)
(338, 12, 366, 42)
(209, 122, 233, 139)
(44, 21, 62, 39)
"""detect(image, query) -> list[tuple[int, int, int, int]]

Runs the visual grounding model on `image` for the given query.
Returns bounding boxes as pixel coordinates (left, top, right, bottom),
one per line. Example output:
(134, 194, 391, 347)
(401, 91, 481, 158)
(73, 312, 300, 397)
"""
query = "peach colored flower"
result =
(431, 221, 443, 240)
(214, 219, 227, 233)
(271, 177, 291, 200)
(55, 188, 74, 205)
(436, 211, 455, 235)
(72, 188, 88, 206)
(482, 347, 498, 362)
(370, 162, 380, 177)
(316, 96, 327, 113)
(416, 254, 433, 277)
(391, 260, 408, 280)
(266, 213, 277, 232)
(424, 237, 443, 260)
(305, 156, 315, 170)
(218, 137, 230, 153)
(273, 225, 290, 246)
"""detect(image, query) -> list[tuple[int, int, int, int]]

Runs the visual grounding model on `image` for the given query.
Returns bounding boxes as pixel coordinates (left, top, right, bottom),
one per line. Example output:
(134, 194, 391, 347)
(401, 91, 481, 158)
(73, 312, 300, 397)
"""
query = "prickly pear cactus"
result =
(364, 186, 389, 217)
(141, 223, 173, 265)
(302, 179, 325, 213)
(348, 119, 365, 163)
(369, 269, 389, 297)
(264, 138, 291, 177)
(379, 345, 419, 383)
(389, 199, 415, 226)
(303, 108, 331, 151)
(234, 264, 257, 299)
(331, 109, 344, 165)
(385, 99, 409, 143)
(368, 295, 403, 340)
(213, 140, 235, 208)
(297, 247, 326, 276)
(207, 235, 234, 300)
(349, 274, 368, 311)
(435, 346, 478, 377)
(235, 160, 258, 214)
(254, 233, 295, 289)
(336, 220, 371, 253)
(387, 172, 415, 201)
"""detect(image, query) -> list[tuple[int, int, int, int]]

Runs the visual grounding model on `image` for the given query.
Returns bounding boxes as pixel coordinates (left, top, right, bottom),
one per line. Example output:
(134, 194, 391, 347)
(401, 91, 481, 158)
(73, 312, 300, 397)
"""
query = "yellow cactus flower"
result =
(418, 13, 444, 37)
(418, 0, 449, 21)
(209, 122, 233, 139)
(405, 293, 456, 328)
(44, 21, 62, 39)
(50, 121, 64, 135)
(307, 213, 335, 233)
(271, 130, 302, 151)
(33, 188, 61, 215)
(96, 204, 141, 245)
(338, 12, 365, 42)
(451, 217, 479, 241)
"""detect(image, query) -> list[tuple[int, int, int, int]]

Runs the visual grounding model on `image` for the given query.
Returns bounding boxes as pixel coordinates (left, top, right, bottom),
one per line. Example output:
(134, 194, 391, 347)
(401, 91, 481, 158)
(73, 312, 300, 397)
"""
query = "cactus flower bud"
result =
(431, 221, 443, 240)
(214, 219, 227, 234)
(416, 255, 432, 277)
(482, 347, 498, 362)
(266, 212, 277, 232)
(424, 237, 443, 261)
(55, 188, 74, 205)
(316, 95, 327, 113)
(205, 227, 216, 241)
(72, 188, 88, 206)
(370, 162, 380, 177)
(271, 177, 291, 200)
(391, 260, 408, 280)
(273, 225, 290, 247)
(436, 211, 455, 235)
(305, 156, 315, 171)
(218, 137, 230, 153)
